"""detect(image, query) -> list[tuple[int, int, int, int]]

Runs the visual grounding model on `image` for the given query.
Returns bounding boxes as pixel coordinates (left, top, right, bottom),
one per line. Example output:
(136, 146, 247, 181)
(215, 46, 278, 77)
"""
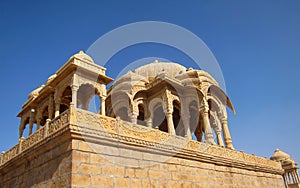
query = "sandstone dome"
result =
(270, 149, 291, 162)
(72, 50, 94, 64)
(133, 60, 187, 81)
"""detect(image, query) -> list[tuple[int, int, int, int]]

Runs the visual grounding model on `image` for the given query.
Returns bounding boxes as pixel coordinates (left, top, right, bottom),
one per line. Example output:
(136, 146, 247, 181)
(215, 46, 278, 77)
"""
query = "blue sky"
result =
(0, 1, 299, 163)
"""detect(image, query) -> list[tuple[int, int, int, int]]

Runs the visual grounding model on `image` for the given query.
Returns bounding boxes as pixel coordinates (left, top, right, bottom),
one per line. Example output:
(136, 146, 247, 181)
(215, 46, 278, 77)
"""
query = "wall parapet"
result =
(73, 109, 283, 174)
(0, 110, 70, 166)
(0, 108, 283, 175)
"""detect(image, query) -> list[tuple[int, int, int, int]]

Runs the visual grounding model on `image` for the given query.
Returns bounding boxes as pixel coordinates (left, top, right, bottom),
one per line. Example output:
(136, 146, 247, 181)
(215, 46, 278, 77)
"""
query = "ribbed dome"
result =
(134, 60, 187, 80)
(72, 50, 94, 64)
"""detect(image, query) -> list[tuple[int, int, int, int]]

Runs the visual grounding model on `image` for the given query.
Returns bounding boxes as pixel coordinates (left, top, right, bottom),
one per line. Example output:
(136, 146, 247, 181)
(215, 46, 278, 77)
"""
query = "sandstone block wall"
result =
(0, 134, 72, 188)
(69, 139, 283, 188)
(0, 136, 284, 188)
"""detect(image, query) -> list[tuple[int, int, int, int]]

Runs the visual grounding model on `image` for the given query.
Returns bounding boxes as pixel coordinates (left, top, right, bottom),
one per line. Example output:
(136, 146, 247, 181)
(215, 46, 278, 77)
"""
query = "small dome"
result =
(116, 71, 148, 84)
(112, 71, 148, 92)
(270, 148, 291, 162)
(46, 74, 57, 85)
(72, 50, 94, 64)
(134, 61, 187, 81)
(27, 85, 45, 100)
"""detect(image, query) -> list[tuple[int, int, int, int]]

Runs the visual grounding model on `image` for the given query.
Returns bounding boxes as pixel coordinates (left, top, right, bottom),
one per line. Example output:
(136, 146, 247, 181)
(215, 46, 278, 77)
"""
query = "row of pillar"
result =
(283, 170, 300, 186)
(128, 101, 234, 149)
(21, 84, 107, 138)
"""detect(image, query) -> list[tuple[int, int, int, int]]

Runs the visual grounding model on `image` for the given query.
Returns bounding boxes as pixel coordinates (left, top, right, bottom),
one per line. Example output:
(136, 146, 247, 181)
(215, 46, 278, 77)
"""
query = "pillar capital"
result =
(200, 105, 209, 115)
(100, 95, 106, 101)
(221, 116, 228, 122)
(71, 84, 79, 91)
(164, 107, 173, 115)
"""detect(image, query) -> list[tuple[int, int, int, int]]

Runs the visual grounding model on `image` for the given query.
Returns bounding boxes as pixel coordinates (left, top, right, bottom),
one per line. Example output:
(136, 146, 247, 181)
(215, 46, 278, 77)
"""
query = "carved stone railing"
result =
(0, 110, 70, 166)
(21, 126, 45, 152)
(0, 108, 281, 172)
(0, 144, 19, 166)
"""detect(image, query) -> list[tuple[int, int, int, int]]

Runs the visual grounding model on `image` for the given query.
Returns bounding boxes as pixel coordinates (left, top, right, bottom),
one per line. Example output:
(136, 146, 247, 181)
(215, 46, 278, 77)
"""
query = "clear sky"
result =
(0, 1, 299, 163)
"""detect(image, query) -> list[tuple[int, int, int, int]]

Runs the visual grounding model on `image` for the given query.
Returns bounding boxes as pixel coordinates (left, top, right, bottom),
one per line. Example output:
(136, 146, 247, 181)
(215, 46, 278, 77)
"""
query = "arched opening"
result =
(189, 100, 199, 133)
(173, 100, 184, 136)
(60, 86, 72, 114)
(153, 105, 168, 133)
(191, 133, 197, 141)
(60, 104, 69, 114)
(77, 84, 97, 111)
(32, 123, 37, 133)
(22, 117, 30, 137)
(208, 85, 236, 114)
(208, 99, 223, 144)
(194, 120, 203, 142)
(116, 107, 130, 122)
(40, 105, 49, 127)
(88, 95, 101, 114)
(208, 99, 220, 112)
(137, 104, 146, 126)
(110, 91, 131, 119)
(189, 100, 202, 142)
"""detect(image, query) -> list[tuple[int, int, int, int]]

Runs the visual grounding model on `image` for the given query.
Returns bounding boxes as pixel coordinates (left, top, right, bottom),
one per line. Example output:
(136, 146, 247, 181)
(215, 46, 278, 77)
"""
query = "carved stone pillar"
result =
(147, 117, 152, 128)
(36, 117, 41, 130)
(18, 137, 25, 153)
(201, 109, 215, 144)
(165, 109, 175, 135)
(215, 128, 224, 147)
(48, 94, 54, 120)
(162, 89, 175, 135)
(71, 85, 79, 107)
(292, 170, 300, 183)
(283, 174, 288, 186)
(54, 89, 60, 118)
(221, 117, 234, 149)
(54, 101, 60, 117)
(28, 123, 33, 135)
(292, 172, 296, 183)
(19, 120, 25, 138)
(296, 170, 300, 182)
(129, 112, 138, 124)
(181, 113, 192, 140)
(100, 96, 106, 116)
(28, 109, 35, 136)
(44, 118, 51, 138)
(200, 98, 215, 144)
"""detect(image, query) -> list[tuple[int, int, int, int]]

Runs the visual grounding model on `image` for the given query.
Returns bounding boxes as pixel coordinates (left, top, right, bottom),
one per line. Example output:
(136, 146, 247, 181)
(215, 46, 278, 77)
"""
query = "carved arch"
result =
(207, 85, 235, 115)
